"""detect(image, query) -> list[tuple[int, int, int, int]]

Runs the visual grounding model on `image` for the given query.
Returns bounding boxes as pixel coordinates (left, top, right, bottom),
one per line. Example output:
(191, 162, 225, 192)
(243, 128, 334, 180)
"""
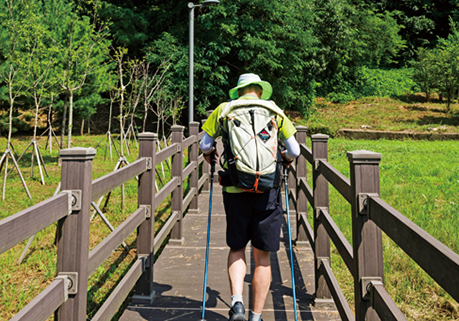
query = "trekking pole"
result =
(200, 144, 216, 321)
(284, 166, 298, 321)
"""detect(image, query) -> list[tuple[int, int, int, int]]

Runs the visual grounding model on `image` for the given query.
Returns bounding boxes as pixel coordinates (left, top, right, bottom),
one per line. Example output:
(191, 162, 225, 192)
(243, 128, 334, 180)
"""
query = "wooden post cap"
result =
(311, 134, 329, 142)
(189, 122, 199, 128)
(138, 132, 158, 140)
(59, 147, 96, 161)
(296, 125, 308, 132)
(347, 150, 382, 164)
(171, 125, 185, 132)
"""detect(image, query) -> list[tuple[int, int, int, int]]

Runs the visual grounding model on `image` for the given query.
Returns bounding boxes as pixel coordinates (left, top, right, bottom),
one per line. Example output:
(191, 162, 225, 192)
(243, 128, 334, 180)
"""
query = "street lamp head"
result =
(202, 0, 220, 6)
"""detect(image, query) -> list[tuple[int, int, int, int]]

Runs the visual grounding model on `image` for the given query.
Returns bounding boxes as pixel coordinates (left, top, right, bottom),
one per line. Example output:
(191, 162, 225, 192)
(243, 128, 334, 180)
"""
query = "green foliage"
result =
(412, 18, 459, 111)
(411, 47, 439, 102)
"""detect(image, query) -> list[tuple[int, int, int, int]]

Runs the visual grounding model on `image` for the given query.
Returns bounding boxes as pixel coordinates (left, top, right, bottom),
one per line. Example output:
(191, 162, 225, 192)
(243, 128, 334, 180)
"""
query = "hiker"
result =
(200, 73, 300, 321)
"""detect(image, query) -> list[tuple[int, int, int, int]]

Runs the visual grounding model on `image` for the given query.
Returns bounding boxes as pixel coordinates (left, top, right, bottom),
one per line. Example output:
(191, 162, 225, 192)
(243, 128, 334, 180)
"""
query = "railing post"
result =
(189, 122, 199, 213)
(311, 134, 331, 302)
(55, 148, 96, 321)
(294, 126, 308, 247)
(348, 151, 384, 321)
(133, 132, 157, 304)
(170, 125, 184, 245)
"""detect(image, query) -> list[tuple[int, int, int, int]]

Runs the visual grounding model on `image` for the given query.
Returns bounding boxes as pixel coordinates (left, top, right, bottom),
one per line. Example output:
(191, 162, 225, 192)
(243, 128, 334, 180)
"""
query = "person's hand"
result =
(203, 147, 219, 164)
(281, 150, 293, 167)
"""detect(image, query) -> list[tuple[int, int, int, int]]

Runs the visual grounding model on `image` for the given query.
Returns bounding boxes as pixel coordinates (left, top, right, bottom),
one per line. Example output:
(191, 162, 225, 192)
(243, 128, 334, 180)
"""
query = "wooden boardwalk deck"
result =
(120, 181, 341, 320)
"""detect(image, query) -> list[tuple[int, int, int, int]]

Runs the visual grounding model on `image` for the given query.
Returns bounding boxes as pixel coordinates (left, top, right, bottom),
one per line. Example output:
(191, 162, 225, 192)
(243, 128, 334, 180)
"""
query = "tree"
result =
(50, 0, 111, 148)
(411, 47, 439, 102)
(433, 19, 459, 112)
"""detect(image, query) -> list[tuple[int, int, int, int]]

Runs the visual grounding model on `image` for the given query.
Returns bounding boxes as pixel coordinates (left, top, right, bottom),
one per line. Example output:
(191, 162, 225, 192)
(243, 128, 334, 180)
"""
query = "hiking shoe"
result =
(228, 301, 246, 321)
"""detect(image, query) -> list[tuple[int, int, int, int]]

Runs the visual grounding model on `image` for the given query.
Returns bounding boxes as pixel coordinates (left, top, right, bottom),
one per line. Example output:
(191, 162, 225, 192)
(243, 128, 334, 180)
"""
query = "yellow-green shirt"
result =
(202, 94, 297, 193)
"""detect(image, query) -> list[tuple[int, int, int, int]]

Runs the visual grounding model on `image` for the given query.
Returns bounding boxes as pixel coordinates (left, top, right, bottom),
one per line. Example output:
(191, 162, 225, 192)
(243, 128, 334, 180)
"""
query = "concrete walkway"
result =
(119, 180, 341, 320)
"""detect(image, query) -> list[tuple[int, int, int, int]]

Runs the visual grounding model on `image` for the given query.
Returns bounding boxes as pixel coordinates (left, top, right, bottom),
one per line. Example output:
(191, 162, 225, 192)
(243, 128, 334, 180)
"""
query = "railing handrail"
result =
(4, 122, 210, 321)
(293, 128, 457, 321)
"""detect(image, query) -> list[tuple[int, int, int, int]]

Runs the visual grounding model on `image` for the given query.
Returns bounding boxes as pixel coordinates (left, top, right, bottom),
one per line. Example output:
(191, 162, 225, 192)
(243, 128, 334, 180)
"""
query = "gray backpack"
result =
(218, 100, 285, 193)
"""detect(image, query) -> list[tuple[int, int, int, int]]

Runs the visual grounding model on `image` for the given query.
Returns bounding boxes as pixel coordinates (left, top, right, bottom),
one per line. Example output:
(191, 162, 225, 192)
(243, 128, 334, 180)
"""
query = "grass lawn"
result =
(0, 134, 180, 320)
(292, 95, 459, 136)
(304, 138, 459, 320)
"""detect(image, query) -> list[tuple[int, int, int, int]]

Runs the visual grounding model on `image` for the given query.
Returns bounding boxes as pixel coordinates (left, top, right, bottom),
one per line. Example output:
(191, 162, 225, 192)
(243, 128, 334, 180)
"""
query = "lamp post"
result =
(188, 0, 220, 125)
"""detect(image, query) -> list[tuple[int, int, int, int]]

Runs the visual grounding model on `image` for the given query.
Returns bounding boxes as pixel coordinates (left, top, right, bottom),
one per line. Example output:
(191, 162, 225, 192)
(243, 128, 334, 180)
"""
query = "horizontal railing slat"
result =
(319, 160, 352, 203)
(300, 143, 313, 164)
(182, 162, 196, 181)
(321, 259, 355, 321)
(372, 282, 407, 321)
(155, 178, 179, 207)
(198, 173, 208, 189)
(92, 158, 147, 201)
(182, 188, 197, 210)
(182, 135, 197, 149)
(369, 197, 459, 302)
(88, 208, 146, 276)
(288, 165, 297, 178)
(0, 193, 69, 255)
(10, 278, 67, 321)
(299, 177, 314, 209)
(288, 190, 297, 210)
(319, 209, 354, 276)
(198, 154, 204, 165)
(299, 213, 314, 249)
(154, 211, 179, 254)
(156, 143, 180, 164)
(91, 258, 144, 321)
(198, 131, 205, 140)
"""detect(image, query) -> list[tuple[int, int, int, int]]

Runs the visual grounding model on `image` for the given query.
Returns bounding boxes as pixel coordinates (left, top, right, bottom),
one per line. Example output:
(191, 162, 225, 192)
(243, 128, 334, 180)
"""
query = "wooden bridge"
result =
(2, 122, 459, 321)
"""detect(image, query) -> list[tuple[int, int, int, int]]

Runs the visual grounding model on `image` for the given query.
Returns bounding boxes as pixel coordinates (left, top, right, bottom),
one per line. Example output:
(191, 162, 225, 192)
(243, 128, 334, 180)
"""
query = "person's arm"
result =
(282, 135, 300, 160)
(200, 133, 215, 154)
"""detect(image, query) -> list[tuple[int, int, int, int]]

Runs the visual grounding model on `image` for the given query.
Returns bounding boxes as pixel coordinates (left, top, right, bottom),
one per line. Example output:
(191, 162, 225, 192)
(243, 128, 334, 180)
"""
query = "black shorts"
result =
(222, 189, 283, 252)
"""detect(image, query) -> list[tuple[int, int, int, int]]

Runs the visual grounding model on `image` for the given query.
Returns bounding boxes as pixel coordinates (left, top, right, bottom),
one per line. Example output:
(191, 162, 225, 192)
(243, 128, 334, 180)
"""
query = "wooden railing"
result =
(1, 122, 209, 321)
(289, 126, 459, 321)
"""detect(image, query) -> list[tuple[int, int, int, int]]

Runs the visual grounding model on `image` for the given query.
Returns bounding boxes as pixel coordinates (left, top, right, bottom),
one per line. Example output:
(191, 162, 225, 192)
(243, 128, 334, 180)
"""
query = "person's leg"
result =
(228, 247, 247, 320)
(228, 247, 247, 296)
(251, 246, 271, 314)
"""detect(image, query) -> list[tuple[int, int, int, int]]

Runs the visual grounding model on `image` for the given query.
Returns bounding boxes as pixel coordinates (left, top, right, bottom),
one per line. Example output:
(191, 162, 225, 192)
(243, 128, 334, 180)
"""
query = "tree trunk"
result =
(67, 91, 74, 148)
(61, 99, 67, 149)
(81, 119, 84, 136)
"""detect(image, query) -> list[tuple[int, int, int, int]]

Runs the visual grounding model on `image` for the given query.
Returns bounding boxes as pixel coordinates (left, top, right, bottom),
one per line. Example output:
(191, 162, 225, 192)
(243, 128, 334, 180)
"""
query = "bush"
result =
(324, 67, 417, 103)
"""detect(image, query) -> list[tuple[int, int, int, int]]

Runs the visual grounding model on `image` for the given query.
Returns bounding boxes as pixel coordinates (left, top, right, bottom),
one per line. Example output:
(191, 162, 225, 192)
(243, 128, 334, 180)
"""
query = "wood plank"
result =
(288, 190, 297, 210)
(88, 208, 146, 276)
(156, 143, 180, 164)
(92, 158, 147, 201)
(319, 209, 354, 277)
(10, 278, 67, 321)
(371, 282, 407, 321)
(0, 193, 69, 255)
(182, 162, 196, 181)
(182, 135, 197, 149)
(198, 131, 205, 140)
(198, 173, 208, 189)
(321, 259, 355, 321)
(182, 188, 197, 211)
(300, 143, 313, 164)
(154, 211, 179, 254)
(319, 160, 352, 203)
(198, 154, 204, 165)
(299, 213, 315, 249)
(299, 177, 314, 209)
(369, 196, 459, 302)
(155, 178, 179, 208)
(91, 259, 144, 321)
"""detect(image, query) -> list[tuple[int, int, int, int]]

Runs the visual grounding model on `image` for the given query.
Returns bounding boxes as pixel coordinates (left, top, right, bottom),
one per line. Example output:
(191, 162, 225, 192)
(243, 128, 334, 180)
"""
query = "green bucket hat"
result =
(229, 73, 273, 100)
